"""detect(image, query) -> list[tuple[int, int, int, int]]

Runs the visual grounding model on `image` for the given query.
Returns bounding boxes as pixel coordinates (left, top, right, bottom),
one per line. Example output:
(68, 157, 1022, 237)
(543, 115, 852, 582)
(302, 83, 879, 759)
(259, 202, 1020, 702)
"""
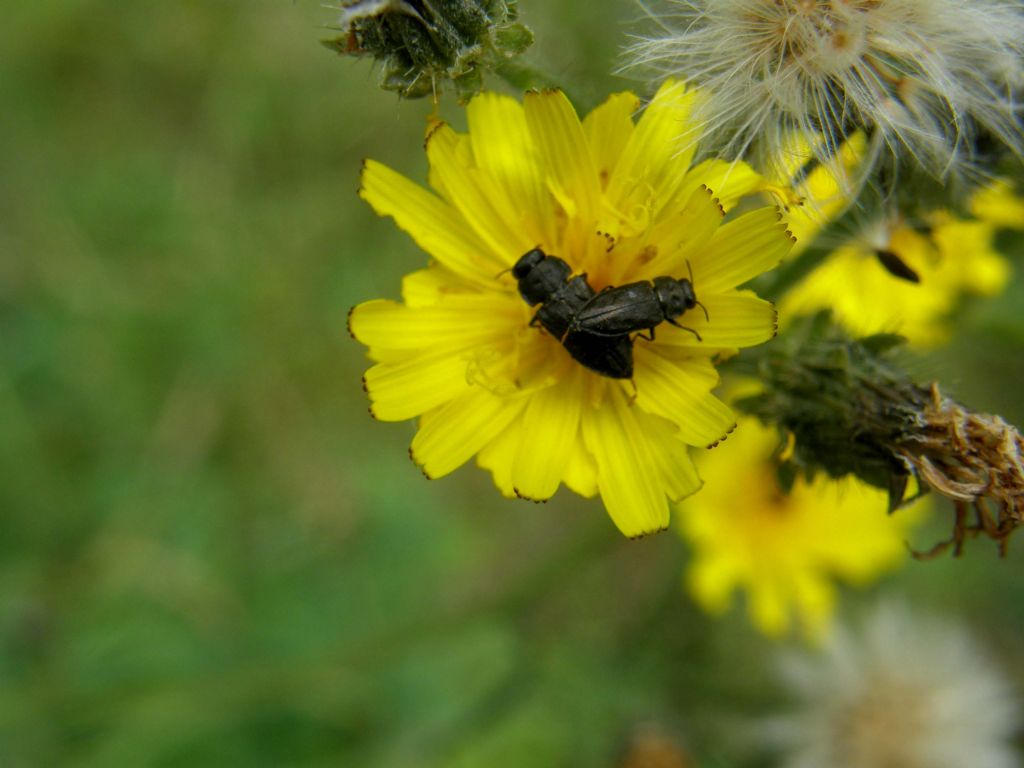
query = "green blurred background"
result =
(2, 2, 1023, 766)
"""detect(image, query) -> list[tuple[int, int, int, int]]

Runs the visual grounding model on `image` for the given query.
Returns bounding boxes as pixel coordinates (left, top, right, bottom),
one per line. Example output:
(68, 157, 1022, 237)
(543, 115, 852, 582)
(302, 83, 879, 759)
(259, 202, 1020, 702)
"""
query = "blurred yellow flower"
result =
(349, 81, 794, 537)
(970, 178, 1024, 229)
(678, 420, 923, 639)
(774, 131, 867, 237)
(780, 212, 1010, 346)
(777, 138, 1014, 346)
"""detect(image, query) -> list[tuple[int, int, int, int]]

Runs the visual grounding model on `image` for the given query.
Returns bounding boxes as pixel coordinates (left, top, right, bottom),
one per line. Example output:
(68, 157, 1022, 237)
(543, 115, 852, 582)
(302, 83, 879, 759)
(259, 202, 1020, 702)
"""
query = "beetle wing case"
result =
(516, 253, 572, 306)
(563, 331, 633, 379)
(573, 282, 661, 336)
(536, 274, 595, 338)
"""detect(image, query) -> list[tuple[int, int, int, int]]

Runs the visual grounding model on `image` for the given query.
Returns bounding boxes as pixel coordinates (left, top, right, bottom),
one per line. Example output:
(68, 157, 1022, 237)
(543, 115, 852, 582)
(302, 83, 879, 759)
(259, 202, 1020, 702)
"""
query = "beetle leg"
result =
(634, 327, 656, 342)
(667, 318, 702, 342)
(626, 377, 638, 403)
(528, 313, 552, 335)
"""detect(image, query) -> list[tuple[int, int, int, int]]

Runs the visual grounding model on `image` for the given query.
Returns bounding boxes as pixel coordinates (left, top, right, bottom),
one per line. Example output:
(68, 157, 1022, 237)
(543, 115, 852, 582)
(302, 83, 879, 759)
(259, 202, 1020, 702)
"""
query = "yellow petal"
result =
(932, 219, 1010, 295)
(426, 123, 535, 264)
(424, 117, 473, 200)
(797, 133, 864, 211)
(970, 179, 1024, 228)
(790, 573, 834, 641)
(510, 367, 584, 500)
(360, 159, 497, 285)
(466, 92, 556, 246)
(606, 82, 700, 218)
(784, 201, 831, 250)
(654, 291, 777, 349)
(686, 551, 742, 614)
(581, 386, 669, 537)
(749, 580, 792, 638)
(400, 266, 474, 308)
(694, 208, 794, 293)
(639, 411, 703, 502)
(523, 89, 602, 225)
(562, 430, 598, 498)
(411, 388, 527, 479)
(476, 420, 521, 498)
(772, 131, 817, 182)
(633, 346, 736, 447)
(348, 297, 519, 353)
(630, 184, 725, 281)
(583, 91, 640, 189)
(782, 132, 865, 253)
(363, 352, 472, 421)
(683, 159, 770, 211)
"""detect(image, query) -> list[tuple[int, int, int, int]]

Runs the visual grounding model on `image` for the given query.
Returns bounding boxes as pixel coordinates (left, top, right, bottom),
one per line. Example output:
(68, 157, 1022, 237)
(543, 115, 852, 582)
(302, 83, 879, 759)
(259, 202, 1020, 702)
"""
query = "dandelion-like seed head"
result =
(626, 0, 1024, 183)
(763, 603, 1021, 768)
(349, 82, 794, 536)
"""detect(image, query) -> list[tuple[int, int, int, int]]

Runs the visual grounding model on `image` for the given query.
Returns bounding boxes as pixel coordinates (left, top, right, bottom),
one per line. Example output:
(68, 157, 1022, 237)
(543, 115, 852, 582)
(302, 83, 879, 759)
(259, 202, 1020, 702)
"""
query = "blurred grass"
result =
(1, 1, 1023, 766)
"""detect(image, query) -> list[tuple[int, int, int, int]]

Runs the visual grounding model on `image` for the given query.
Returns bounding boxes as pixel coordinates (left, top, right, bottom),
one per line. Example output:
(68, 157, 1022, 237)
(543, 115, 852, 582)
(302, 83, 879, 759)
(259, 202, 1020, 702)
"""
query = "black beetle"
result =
(874, 248, 921, 284)
(561, 329, 634, 380)
(513, 248, 593, 340)
(513, 248, 634, 379)
(568, 267, 708, 342)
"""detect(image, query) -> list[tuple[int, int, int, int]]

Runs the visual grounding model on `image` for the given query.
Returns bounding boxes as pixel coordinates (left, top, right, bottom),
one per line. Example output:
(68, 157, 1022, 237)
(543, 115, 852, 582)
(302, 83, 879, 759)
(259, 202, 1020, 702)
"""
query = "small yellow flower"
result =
(780, 212, 1010, 346)
(777, 137, 1013, 346)
(349, 81, 794, 537)
(678, 420, 922, 639)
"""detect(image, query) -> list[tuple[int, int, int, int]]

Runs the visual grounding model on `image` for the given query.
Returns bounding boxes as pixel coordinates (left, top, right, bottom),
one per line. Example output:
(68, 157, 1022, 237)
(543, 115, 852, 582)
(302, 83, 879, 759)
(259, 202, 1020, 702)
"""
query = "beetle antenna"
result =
(494, 266, 513, 279)
(686, 259, 695, 284)
(695, 299, 710, 323)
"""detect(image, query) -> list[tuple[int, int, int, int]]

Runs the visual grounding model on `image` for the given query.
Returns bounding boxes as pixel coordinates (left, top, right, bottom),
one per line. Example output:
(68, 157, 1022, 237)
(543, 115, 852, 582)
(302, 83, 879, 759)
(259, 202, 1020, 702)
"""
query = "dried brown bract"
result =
(902, 384, 1024, 556)
(736, 313, 1024, 555)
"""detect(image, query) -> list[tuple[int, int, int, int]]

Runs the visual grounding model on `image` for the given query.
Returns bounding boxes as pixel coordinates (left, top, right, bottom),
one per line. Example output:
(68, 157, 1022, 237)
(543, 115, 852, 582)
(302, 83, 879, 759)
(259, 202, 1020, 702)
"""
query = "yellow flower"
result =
(775, 136, 1013, 346)
(780, 212, 1010, 346)
(348, 81, 794, 537)
(678, 420, 923, 639)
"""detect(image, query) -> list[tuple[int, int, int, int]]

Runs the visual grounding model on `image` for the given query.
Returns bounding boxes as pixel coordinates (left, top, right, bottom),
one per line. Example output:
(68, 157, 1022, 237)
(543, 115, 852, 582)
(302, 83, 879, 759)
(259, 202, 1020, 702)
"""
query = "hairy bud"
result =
(735, 313, 1024, 555)
(325, 0, 533, 100)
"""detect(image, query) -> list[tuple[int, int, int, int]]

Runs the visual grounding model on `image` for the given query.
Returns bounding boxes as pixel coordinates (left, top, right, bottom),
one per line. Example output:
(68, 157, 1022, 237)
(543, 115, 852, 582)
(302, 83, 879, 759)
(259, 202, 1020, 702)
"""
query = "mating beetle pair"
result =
(512, 247, 707, 379)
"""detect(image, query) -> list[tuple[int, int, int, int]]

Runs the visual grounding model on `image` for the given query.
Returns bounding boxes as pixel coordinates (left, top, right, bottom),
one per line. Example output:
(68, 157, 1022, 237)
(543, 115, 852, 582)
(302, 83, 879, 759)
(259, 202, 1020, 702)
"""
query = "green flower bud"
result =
(734, 313, 1024, 556)
(324, 0, 534, 100)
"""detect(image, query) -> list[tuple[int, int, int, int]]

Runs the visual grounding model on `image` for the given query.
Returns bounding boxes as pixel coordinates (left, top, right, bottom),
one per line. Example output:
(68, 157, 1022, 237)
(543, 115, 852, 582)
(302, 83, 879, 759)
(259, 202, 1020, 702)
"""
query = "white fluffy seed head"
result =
(760, 602, 1021, 768)
(625, 0, 1024, 185)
